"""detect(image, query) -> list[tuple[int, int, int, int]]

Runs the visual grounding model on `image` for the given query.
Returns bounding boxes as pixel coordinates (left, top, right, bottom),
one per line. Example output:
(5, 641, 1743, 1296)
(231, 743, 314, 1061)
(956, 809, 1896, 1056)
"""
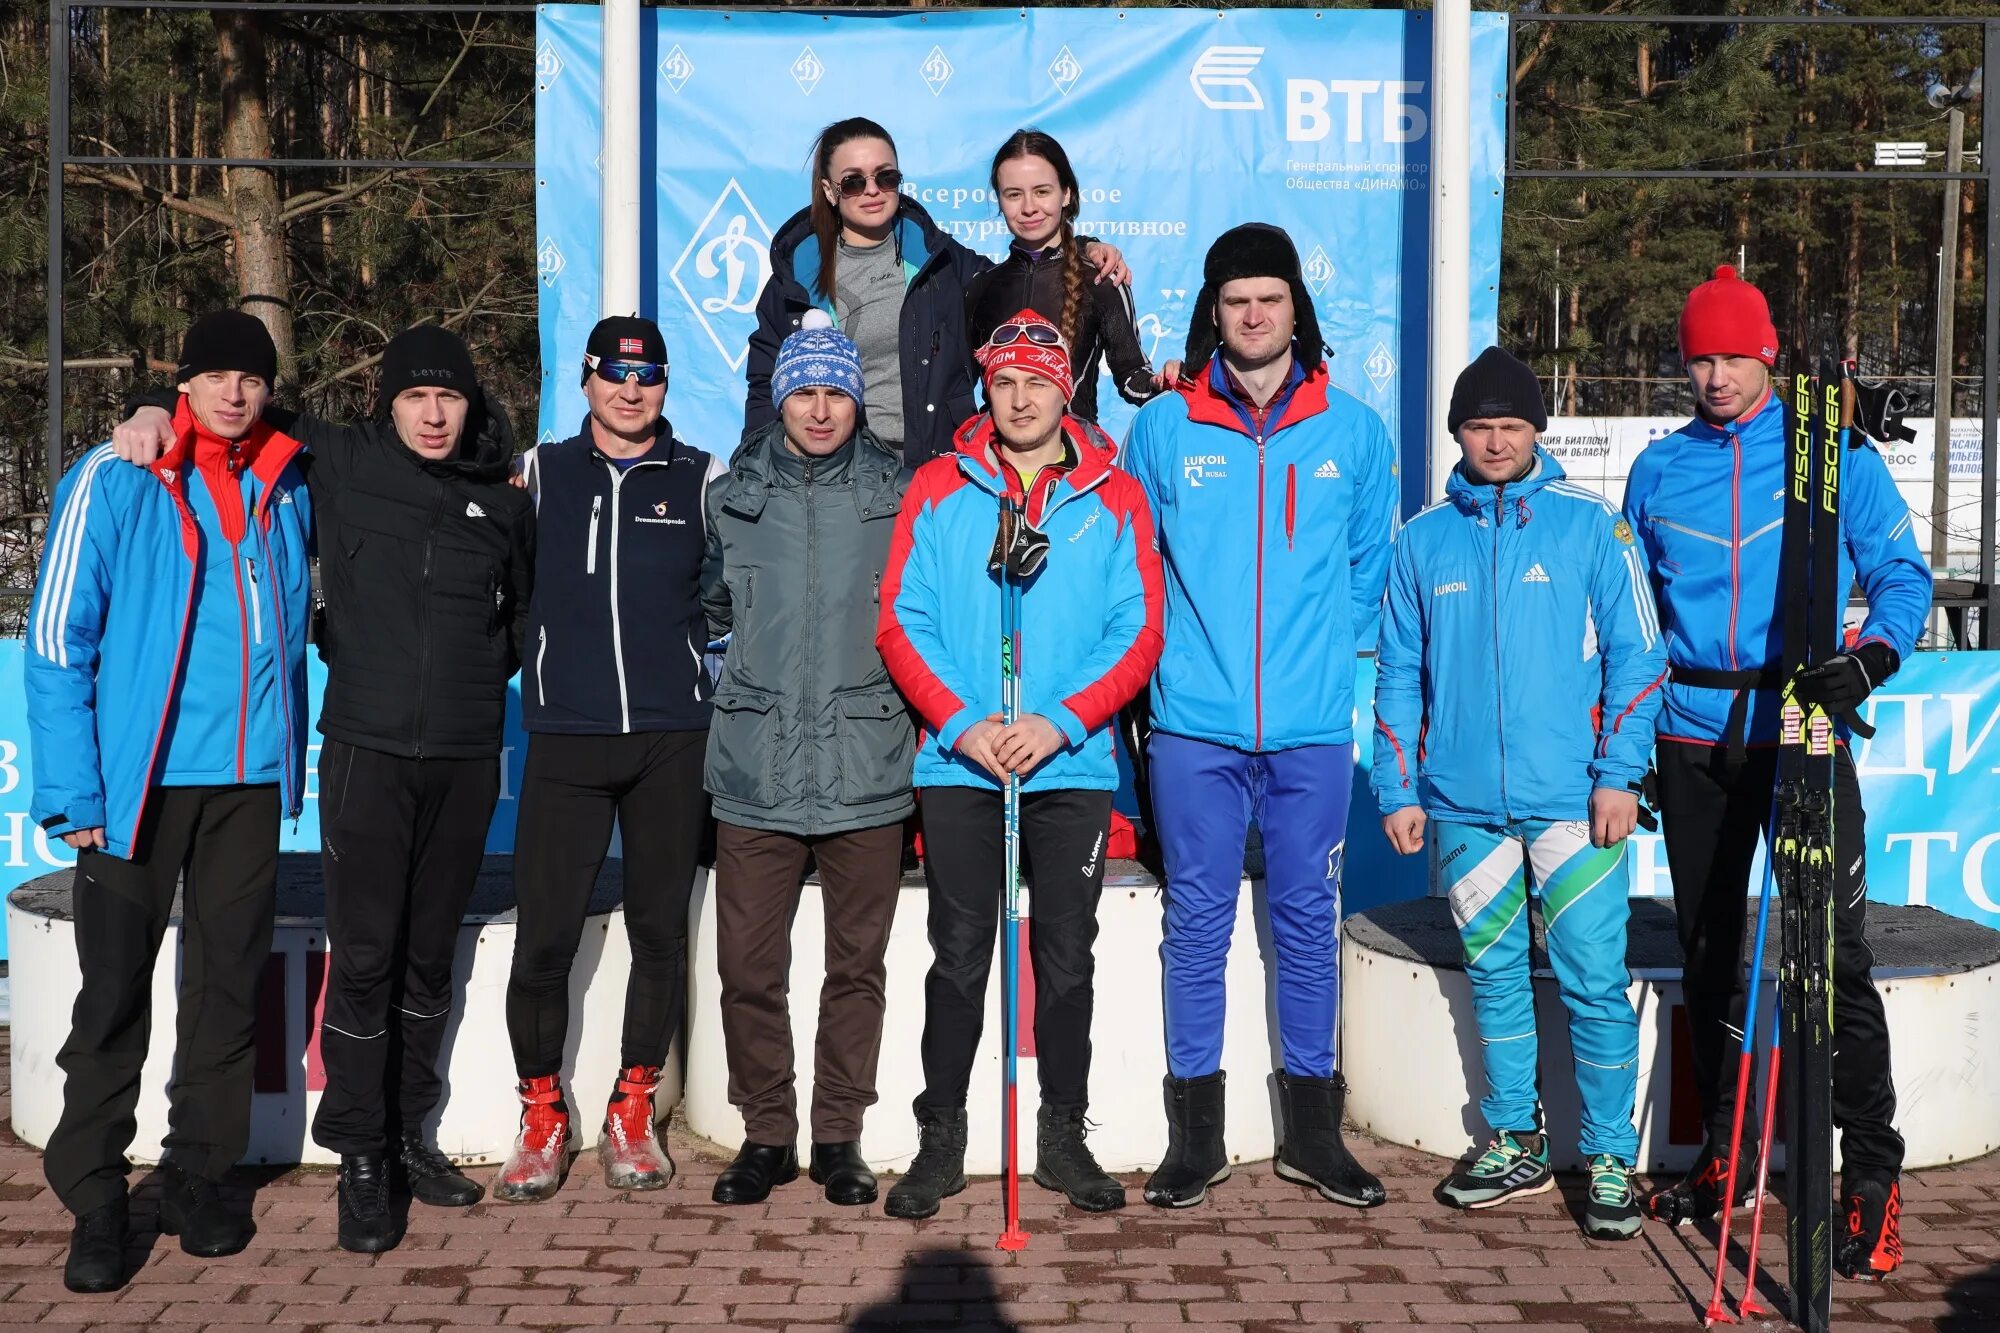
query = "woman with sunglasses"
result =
(966, 130, 1160, 424)
(745, 118, 1128, 468)
(493, 315, 728, 1204)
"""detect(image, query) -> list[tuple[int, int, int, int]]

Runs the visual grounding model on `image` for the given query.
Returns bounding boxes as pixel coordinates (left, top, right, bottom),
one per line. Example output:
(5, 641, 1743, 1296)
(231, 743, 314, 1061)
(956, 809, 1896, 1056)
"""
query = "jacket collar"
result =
(157, 397, 303, 497)
(723, 419, 902, 521)
(570, 412, 678, 467)
(1447, 445, 1566, 516)
(951, 412, 1116, 507)
(775, 198, 953, 310)
(1681, 384, 1778, 444)
(1178, 352, 1329, 440)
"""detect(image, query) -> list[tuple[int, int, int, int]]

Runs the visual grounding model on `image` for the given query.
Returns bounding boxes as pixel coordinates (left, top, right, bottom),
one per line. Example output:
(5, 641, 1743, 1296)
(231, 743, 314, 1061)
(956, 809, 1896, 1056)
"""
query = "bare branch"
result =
(63, 163, 238, 228)
(303, 272, 503, 393)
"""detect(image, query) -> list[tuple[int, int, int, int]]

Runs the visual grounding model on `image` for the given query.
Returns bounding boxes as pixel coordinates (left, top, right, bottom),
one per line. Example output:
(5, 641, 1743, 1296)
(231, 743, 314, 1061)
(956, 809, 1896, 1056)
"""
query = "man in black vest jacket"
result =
(491, 316, 725, 1204)
(113, 325, 535, 1254)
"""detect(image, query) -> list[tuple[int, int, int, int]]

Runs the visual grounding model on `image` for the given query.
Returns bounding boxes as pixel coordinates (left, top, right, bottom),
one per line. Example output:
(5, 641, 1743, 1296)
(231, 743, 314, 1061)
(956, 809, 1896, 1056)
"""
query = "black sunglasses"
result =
(833, 168, 904, 198)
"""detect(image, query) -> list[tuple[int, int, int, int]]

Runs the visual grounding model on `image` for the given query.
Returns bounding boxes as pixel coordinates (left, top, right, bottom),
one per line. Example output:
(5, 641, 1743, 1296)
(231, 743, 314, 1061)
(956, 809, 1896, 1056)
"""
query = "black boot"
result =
(1033, 1105, 1125, 1212)
(711, 1142, 799, 1205)
(336, 1153, 402, 1254)
(157, 1163, 253, 1256)
(63, 1194, 129, 1294)
(810, 1141, 878, 1206)
(1273, 1071, 1386, 1208)
(1143, 1072, 1230, 1208)
(399, 1132, 485, 1208)
(883, 1106, 967, 1220)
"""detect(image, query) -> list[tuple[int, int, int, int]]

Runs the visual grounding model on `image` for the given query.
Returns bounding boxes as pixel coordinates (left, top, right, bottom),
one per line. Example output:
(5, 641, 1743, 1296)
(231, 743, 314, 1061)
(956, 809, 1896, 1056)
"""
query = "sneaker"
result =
(335, 1153, 401, 1254)
(1835, 1175, 1903, 1281)
(1582, 1155, 1643, 1240)
(398, 1133, 484, 1208)
(1641, 1133, 1759, 1226)
(1440, 1130, 1554, 1209)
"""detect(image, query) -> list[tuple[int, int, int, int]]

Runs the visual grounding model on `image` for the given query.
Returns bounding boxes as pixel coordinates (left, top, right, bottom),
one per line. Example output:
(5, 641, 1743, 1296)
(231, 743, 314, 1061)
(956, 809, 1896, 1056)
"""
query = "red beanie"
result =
(1678, 264, 1779, 367)
(976, 309, 1074, 402)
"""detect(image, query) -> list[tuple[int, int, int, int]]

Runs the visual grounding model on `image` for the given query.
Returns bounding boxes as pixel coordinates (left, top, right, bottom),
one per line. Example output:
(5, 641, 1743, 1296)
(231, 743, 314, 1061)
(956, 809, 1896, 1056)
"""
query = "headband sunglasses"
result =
(985, 322, 1068, 353)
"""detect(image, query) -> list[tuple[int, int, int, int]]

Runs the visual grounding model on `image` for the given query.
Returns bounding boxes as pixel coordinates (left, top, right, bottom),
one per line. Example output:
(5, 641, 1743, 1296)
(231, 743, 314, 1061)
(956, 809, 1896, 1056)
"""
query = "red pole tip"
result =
(1703, 1300, 1741, 1327)
(996, 1229, 1029, 1252)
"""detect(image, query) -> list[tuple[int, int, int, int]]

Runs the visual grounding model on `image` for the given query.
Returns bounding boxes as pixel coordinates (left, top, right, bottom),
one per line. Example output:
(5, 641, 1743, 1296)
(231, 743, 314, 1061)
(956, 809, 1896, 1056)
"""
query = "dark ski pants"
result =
(914, 786, 1113, 1113)
(506, 730, 709, 1078)
(713, 819, 904, 1145)
(45, 785, 279, 1214)
(311, 741, 497, 1155)
(1655, 738, 1903, 1177)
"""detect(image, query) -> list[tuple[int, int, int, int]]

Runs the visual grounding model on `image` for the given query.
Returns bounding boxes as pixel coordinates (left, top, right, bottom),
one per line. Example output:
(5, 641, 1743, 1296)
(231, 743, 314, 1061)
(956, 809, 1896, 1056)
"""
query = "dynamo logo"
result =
(660, 44, 693, 95)
(1190, 46, 1265, 111)
(669, 180, 775, 372)
(921, 45, 953, 96)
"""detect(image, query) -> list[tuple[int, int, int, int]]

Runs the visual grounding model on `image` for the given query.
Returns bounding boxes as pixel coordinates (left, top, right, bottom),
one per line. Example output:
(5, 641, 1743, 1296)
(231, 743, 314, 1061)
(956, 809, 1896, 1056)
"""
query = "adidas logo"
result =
(1522, 563, 1550, 584)
(466, 501, 487, 519)
(1314, 459, 1341, 479)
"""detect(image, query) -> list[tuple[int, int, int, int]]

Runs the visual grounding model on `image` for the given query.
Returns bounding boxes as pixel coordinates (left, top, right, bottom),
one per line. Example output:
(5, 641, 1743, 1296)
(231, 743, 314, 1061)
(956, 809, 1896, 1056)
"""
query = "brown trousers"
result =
(713, 820, 905, 1144)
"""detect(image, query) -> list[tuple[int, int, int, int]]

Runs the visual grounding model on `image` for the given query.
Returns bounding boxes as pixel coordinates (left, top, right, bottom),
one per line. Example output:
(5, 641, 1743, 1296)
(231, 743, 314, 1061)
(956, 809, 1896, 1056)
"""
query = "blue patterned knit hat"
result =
(772, 311, 864, 405)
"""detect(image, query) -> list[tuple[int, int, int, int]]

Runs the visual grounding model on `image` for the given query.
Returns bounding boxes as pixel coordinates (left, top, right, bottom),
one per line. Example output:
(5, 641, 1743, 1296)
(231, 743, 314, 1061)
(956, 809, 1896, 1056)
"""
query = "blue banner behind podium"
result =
(532, 5, 1511, 514)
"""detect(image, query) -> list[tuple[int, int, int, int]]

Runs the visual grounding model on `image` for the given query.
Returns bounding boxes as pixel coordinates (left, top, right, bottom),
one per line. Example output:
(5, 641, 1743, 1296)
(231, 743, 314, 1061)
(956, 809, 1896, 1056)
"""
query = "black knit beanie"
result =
(1448, 346, 1548, 433)
(176, 310, 278, 384)
(376, 324, 480, 417)
(1183, 223, 1327, 371)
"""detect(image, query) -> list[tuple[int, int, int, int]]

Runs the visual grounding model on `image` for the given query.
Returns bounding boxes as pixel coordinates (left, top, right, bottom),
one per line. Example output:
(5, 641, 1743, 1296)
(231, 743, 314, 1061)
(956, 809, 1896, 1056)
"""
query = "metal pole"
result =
(1931, 108, 1963, 581)
(1427, 0, 1472, 503)
(47, 0, 68, 500)
(600, 0, 642, 317)
(1981, 21, 1999, 646)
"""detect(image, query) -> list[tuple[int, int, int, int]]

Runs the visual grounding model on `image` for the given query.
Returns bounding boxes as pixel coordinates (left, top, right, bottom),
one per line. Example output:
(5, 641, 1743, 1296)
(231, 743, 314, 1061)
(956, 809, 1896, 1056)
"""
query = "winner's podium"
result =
(6, 855, 676, 1167)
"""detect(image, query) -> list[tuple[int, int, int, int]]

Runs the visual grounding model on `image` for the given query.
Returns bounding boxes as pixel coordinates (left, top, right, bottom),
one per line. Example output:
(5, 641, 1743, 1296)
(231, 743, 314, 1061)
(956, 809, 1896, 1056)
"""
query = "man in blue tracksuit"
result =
(1121, 224, 1398, 1210)
(1624, 267, 1930, 1279)
(27, 312, 311, 1291)
(1374, 347, 1666, 1241)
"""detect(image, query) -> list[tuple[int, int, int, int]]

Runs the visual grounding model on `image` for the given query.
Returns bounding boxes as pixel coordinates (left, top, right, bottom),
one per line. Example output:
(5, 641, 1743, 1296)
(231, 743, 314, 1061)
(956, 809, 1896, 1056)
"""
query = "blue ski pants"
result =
(1438, 818, 1639, 1163)
(1149, 733, 1351, 1080)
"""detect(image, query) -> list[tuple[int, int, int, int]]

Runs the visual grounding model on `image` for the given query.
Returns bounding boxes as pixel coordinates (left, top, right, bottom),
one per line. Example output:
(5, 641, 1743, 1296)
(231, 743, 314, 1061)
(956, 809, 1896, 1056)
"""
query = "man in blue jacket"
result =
(1374, 347, 1666, 1240)
(27, 312, 312, 1291)
(1623, 267, 1930, 1279)
(1121, 225, 1398, 1210)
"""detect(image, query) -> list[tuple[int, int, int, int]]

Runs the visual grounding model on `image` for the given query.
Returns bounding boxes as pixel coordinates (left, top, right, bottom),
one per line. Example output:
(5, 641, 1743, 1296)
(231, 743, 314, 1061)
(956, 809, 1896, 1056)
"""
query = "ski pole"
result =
(1737, 980, 1784, 1320)
(1703, 810, 1781, 1327)
(996, 498, 1029, 1254)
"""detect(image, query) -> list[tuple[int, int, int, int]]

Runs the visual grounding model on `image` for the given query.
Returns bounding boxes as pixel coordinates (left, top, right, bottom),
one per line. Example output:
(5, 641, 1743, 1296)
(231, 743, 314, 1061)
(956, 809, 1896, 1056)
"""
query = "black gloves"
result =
(1793, 641, 1900, 715)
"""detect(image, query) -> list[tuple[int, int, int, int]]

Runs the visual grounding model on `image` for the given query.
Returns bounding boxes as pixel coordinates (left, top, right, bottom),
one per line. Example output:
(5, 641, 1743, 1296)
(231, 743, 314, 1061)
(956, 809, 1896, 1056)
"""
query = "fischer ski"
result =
(1771, 357, 1845, 1333)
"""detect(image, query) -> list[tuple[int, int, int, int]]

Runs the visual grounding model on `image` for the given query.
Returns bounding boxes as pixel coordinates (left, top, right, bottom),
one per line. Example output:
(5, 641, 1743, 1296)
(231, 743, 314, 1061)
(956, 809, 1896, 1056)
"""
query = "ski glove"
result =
(1793, 641, 1900, 715)
(987, 502, 1050, 580)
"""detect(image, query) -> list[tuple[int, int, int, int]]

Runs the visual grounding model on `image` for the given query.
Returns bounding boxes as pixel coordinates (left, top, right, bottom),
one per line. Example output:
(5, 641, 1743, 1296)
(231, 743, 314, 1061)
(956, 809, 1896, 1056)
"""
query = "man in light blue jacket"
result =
(1373, 347, 1667, 1241)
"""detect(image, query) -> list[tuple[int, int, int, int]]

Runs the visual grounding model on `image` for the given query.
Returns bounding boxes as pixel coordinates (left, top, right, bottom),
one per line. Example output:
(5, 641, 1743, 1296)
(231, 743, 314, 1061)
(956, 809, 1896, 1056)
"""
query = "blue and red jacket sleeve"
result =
(1025, 472, 1165, 745)
(1588, 509, 1669, 790)
(1842, 444, 1932, 664)
(1348, 409, 1399, 645)
(1370, 531, 1425, 814)
(875, 462, 986, 752)
(24, 447, 121, 836)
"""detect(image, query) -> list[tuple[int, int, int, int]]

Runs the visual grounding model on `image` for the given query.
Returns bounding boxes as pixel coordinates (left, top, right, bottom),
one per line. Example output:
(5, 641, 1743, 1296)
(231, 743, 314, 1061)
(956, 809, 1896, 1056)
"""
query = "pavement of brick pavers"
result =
(0, 1032, 1995, 1332)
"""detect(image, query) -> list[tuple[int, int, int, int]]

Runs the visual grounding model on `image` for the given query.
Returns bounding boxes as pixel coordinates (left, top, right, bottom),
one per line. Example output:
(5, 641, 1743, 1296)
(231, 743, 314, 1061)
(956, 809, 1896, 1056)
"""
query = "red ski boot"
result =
(1835, 1175, 1903, 1281)
(599, 1065, 674, 1191)
(493, 1075, 573, 1204)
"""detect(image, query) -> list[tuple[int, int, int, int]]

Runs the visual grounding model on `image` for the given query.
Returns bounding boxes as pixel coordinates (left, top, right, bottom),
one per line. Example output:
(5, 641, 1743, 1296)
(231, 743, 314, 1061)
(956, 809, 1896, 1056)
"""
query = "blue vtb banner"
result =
(533, 6, 1510, 515)
(7, 642, 2000, 959)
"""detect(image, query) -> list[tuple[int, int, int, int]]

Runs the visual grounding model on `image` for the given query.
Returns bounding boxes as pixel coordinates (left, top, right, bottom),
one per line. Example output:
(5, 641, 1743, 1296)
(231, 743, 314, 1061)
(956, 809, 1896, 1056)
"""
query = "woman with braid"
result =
(966, 130, 1162, 424)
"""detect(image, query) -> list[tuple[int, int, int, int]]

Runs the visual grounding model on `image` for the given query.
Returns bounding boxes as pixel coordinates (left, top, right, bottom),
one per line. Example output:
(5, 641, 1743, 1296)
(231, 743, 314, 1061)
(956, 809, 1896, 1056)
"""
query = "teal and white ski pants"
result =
(1438, 818, 1639, 1163)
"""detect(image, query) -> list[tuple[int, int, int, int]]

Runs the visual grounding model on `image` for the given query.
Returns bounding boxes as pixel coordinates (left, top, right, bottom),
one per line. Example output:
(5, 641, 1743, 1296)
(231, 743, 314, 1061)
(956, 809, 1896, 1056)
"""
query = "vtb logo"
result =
(1190, 46, 1265, 111)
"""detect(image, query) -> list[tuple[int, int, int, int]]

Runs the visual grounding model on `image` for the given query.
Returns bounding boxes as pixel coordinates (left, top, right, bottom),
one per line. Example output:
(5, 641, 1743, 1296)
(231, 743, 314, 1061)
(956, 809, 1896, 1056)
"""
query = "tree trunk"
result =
(1844, 193, 1863, 361)
(215, 12, 295, 378)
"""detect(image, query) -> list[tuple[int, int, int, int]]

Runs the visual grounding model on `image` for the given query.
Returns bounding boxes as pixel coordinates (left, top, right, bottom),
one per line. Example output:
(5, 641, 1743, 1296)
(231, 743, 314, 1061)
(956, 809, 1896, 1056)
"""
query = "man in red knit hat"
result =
(1620, 265, 1931, 1279)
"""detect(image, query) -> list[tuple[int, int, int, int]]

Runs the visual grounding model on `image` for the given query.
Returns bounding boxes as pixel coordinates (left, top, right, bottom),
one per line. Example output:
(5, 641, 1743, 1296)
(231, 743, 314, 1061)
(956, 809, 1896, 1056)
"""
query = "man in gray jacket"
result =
(702, 315, 915, 1206)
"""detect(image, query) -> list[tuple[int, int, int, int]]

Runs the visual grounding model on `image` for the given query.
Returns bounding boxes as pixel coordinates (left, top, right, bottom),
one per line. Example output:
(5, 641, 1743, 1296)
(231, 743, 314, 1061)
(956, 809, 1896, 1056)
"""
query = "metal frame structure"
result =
(1507, 11, 2000, 638)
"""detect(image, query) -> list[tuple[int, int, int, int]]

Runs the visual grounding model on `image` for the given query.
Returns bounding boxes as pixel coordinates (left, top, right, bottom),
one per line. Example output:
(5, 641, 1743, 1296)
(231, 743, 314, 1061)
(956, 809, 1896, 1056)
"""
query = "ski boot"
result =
(1273, 1071, 1387, 1208)
(599, 1065, 674, 1191)
(1642, 1130, 1759, 1226)
(1143, 1072, 1230, 1208)
(493, 1075, 573, 1203)
(1835, 1173, 1903, 1281)
(1440, 1129, 1553, 1210)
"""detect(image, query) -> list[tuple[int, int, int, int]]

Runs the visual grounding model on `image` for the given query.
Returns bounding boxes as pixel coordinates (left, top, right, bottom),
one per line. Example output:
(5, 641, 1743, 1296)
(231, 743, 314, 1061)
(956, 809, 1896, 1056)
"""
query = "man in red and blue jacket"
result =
(1622, 266, 1930, 1278)
(876, 311, 1163, 1221)
(1120, 224, 1398, 1212)
(26, 312, 311, 1292)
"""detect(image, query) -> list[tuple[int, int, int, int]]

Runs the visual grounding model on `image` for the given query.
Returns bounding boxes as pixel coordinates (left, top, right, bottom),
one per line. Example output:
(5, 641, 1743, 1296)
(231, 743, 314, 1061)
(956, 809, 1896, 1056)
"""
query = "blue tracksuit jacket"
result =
(1621, 389, 1931, 747)
(1372, 449, 1668, 823)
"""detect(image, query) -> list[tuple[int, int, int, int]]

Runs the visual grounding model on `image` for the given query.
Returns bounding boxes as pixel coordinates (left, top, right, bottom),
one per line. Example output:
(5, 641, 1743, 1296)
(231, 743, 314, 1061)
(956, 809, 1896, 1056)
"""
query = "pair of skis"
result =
(996, 495, 1031, 1253)
(1704, 358, 1850, 1332)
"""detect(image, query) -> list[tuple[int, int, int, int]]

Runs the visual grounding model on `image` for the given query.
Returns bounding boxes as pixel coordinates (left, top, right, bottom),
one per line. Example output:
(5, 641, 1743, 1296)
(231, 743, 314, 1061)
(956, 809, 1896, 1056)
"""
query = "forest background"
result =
(0, 0, 1991, 616)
